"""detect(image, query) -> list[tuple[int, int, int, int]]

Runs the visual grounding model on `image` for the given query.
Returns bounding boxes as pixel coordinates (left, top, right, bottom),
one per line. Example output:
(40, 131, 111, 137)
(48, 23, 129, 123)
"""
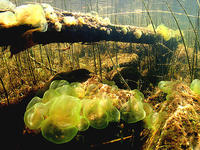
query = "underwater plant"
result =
(24, 79, 150, 144)
(144, 80, 200, 150)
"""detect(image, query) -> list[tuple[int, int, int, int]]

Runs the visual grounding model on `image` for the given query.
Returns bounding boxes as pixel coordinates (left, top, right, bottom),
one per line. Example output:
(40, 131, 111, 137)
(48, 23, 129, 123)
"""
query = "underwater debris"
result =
(0, 3, 180, 56)
(24, 77, 151, 144)
(143, 80, 200, 150)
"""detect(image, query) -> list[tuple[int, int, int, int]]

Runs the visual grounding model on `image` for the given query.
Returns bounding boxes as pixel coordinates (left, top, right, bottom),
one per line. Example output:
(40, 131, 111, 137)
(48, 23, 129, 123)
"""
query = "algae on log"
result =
(143, 81, 200, 150)
(0, 3, 163, 55)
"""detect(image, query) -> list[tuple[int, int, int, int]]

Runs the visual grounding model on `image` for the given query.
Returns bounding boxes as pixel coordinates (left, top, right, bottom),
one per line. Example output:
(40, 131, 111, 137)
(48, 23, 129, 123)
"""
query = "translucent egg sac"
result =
(190, 79, 200, 95)
(41, 116, 78, 144)
(83, 99, 109, 129)
(24, 102, 47, 130)
(120, 95, 146, 123)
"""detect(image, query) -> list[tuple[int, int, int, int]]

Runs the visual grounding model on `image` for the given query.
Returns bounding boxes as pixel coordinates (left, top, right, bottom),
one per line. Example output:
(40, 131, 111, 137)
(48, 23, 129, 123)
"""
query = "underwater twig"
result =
(2, 52, 15, 94)
(102, 135, 132, 145)
(0, 77, 9, 105)
(166, 2, 192, 81)
(92, 45, 97, 74)
(44, 45, 53, 75)
(76, 50, 80, 69)
(26, 50, 37, 84)
(29, 55, 57, 73)
(14, 55, 22, 76)
(39, 45, 43, 63)
(71, 44, 75, 69)
(107, 50, 131, 90)
(57, 43, 63, 67)
(114, 42, 119, 67)
(142, 0, 156, 34)
(97, 44, 102, 80)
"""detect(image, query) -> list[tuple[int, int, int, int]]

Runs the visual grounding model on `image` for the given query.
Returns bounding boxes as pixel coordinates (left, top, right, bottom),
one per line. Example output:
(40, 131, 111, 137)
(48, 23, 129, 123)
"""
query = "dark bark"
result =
(0, 9, 165, 55)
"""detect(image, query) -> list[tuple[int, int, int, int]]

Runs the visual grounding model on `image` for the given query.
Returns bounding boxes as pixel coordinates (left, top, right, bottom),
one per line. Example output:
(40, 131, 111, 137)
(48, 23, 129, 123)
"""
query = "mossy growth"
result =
(144, 80, 200, 149)
(24, 80, 152, 144)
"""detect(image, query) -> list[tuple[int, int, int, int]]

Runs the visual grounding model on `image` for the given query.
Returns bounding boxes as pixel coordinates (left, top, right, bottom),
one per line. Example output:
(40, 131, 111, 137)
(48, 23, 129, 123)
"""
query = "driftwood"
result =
(0, 3, 164, 56)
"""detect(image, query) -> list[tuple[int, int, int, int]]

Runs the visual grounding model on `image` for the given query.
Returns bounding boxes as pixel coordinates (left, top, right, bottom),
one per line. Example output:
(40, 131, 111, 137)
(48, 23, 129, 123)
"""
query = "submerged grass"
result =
(166, 2, 192, 82)
(176, 0, 200, 80)
(141, 0, 156, 34)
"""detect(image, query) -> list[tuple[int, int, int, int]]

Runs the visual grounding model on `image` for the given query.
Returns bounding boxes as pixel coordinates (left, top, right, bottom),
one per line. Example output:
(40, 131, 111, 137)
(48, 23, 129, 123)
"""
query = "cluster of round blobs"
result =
(24, 80, 147, 144)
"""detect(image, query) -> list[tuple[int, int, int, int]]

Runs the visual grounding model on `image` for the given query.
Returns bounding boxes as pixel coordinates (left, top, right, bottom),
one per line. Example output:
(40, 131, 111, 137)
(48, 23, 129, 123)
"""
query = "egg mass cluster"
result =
(24, 80, 148, 144)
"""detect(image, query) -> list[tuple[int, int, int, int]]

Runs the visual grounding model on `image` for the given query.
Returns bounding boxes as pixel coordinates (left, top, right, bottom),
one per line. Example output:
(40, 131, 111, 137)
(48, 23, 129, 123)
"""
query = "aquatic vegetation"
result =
(144, 81, 200, 149)
(24, 79, 150, 144)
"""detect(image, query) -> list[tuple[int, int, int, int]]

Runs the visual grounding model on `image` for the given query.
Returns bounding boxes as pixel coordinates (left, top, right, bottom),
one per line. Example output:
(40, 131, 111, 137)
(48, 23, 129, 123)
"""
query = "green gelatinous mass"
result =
(24, 79, 151, 144)
(55, 85, 77, 97)
(24, 102, 47, 129)
(41, 116, 78, 144)
(190, 79, 200, 95)
(158, 81, 174, 94)
(49, 95, 81, 126)
(42, 88, 59, 103)
(49, 80, 69, 89)
(77, 116, 90, 131)
(83, 99, 109, 129)
(120, 95, 146, 123)
(26, 96, 42, 110)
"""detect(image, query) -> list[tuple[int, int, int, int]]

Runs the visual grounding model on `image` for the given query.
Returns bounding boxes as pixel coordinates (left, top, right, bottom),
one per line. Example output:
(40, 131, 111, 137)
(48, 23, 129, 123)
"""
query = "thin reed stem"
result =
(0, 77, 9, 105)
(142, 0, 156, 34)
(107, 50, 130, 90)
(176, 0, 200, 79)
(92, 45, 97, 74)
(97, 44, 102, 80)
(166, 2, 192, 81)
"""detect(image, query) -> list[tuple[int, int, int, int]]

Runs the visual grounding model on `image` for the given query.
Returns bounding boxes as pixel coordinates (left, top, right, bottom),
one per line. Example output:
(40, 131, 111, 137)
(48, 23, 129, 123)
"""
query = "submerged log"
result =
(0, 2, 165, 55)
